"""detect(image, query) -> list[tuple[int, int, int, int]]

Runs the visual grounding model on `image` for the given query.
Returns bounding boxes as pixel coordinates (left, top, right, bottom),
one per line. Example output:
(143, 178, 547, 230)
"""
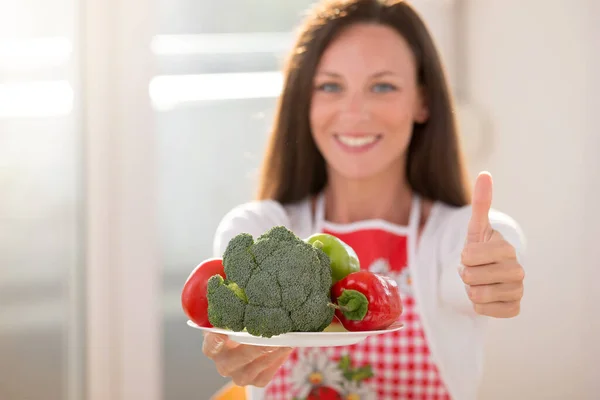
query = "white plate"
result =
(187, 320, 404, 347)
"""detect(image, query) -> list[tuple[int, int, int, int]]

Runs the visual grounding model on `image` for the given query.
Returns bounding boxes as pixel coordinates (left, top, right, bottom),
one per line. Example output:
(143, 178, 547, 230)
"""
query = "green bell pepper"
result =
(306, 233, 360, 284)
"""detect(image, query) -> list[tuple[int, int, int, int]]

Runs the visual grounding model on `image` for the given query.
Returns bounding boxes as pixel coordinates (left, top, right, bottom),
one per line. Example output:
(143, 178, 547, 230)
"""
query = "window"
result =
(153, 1, 314, 397)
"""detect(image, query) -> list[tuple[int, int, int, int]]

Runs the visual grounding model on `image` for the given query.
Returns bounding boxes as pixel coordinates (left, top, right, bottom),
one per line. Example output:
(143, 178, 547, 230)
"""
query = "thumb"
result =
(466, 171, 493, 244)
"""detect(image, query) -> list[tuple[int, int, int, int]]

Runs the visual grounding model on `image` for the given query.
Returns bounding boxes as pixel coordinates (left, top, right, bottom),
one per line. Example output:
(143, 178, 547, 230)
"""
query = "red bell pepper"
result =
(181, 257, 226, 327)
(330, 270, 402, 331)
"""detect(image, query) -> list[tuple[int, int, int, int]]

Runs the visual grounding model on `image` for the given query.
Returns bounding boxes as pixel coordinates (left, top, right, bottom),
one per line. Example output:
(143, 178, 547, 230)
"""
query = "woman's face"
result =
(310, 23, 428, 181)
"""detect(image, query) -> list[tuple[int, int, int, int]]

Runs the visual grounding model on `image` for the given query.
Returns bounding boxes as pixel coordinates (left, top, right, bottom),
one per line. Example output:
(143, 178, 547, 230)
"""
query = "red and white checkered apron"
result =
(263, 195, 451, 400)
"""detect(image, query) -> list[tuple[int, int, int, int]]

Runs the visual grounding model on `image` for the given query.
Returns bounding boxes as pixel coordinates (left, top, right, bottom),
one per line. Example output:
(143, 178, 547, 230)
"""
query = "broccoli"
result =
(207, 226, 335, 338)
(206, 275, 247, 332)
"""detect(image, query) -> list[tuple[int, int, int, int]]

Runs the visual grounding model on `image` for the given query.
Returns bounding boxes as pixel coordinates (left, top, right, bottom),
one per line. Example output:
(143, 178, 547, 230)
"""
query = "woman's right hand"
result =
(202, 332, 293, 387)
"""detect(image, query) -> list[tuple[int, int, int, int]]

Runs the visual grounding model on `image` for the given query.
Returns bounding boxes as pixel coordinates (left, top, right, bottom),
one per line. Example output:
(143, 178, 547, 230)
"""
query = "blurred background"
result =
(1, 0, 599, 399)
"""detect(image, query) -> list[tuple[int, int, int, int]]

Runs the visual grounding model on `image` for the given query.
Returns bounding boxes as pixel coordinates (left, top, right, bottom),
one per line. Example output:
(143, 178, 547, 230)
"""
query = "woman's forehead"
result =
(315, 23, 416, 76)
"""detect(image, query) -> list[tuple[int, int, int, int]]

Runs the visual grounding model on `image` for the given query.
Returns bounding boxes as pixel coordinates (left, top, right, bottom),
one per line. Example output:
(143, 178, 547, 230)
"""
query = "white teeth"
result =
(337, 135, 378, 147)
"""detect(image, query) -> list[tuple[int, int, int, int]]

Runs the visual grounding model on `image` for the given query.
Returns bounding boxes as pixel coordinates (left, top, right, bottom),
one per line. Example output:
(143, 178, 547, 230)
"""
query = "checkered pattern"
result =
(264, 296, 450, 400)
(263, 226, 451, 400)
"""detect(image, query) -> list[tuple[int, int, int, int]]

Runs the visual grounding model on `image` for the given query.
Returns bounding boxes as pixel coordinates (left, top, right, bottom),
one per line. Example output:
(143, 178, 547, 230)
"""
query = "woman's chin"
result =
(329, 162, 387, 182)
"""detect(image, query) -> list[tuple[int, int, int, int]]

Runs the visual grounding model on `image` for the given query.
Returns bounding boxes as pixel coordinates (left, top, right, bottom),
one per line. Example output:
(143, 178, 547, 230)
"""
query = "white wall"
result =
(583, 2, 600, 396)
(461, 1, 599, 399)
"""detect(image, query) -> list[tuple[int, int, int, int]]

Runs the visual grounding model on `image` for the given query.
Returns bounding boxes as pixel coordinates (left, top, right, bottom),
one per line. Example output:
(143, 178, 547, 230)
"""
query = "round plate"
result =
(187, 320, 404, 347)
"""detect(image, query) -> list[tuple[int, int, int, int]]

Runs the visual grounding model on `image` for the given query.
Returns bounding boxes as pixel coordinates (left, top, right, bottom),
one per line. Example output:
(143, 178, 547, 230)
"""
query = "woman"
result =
(203, 0, 526, 399)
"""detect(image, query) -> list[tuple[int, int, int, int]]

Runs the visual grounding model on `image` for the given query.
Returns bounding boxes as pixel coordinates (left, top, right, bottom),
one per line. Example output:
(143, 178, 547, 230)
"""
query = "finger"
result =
(255, 351, 291, 387)
(460, 261, 524, 286)
(231, 347, 293, 387)
(466, 171, 493, 244)
(202, 333, 234, 359)
(474, 301, 520, 318)
(214, 344, 281, 378)
(466, 282, 524, 304)
(253, 349, 295, 388)
(461, 238, 517, 266)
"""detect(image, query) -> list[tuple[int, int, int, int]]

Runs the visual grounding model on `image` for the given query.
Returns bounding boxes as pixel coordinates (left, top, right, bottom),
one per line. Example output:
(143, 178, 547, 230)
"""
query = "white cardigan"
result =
(212, 197, 526, 400)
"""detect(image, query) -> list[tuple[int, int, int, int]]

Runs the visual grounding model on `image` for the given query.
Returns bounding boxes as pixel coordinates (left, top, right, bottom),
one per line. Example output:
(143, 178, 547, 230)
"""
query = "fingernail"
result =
(211, 337, 225, 355)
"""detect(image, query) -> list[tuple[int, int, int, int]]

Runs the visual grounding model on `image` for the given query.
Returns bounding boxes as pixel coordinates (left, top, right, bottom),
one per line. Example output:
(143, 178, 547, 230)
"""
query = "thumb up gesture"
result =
(460, 172, 525, 318)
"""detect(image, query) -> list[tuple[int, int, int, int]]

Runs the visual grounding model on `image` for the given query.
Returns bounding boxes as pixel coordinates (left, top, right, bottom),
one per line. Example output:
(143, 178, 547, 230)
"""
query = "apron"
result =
(263, 193, 451, 400)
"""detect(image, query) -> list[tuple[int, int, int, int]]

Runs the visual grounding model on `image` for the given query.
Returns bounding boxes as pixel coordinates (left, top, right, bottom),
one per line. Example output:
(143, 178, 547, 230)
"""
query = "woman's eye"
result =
(316, 82, 342, 93)
(372, 83, 397, 93)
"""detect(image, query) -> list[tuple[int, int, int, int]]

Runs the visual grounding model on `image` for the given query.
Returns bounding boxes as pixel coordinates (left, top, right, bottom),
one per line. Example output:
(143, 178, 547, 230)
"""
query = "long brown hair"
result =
(256, 0, 471, 207)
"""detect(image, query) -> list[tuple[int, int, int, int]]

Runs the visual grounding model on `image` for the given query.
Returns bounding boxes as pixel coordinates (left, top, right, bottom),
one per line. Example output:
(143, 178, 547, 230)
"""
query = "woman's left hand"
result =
(459, 172, 525, 318)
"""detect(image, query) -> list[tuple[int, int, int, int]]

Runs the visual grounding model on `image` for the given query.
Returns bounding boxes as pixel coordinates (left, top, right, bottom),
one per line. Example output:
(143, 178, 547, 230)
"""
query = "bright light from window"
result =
(149, 71, 283, 111)
(150, 32, 294, 55)
(0, 37, 72, 70)
(0, 80, 74, 118)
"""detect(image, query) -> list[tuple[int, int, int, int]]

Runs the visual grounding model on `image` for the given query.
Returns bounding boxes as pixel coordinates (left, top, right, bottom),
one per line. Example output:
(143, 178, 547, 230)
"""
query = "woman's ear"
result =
(415, 106, 429, 123)
(414, 87, 429, 123)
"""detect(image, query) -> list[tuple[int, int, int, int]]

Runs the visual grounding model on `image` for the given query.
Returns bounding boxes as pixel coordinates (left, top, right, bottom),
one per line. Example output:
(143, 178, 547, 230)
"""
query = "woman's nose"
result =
(340, 92, 369, 122)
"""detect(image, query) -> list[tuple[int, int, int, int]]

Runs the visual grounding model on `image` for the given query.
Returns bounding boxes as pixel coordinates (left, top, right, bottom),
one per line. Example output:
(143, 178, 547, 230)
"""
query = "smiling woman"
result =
(201, 1, 526, 400)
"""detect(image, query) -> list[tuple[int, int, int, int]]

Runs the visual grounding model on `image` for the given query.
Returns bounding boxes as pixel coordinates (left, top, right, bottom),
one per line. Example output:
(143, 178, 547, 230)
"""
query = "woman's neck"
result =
(323, 168, 413, 225)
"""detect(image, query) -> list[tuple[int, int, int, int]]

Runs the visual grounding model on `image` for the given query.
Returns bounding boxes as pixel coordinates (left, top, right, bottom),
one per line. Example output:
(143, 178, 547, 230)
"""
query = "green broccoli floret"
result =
(206, 275, 247, 332)
(222, 233, 256, 289)
(244, 305, 294, 338)
(207, 225, 335, 338)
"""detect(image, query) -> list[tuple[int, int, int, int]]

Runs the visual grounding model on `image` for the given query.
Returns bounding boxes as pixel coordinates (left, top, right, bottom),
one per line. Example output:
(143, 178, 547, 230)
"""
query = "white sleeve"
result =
(438, 205, 527, 316)
(212, 200, 292, 258)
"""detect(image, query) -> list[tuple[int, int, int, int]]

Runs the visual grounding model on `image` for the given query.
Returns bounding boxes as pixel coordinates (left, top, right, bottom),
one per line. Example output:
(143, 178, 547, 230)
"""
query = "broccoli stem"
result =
(311, 240, 324, 250)
(328, 289, 369, 321)
(225, 281, 248, 303)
